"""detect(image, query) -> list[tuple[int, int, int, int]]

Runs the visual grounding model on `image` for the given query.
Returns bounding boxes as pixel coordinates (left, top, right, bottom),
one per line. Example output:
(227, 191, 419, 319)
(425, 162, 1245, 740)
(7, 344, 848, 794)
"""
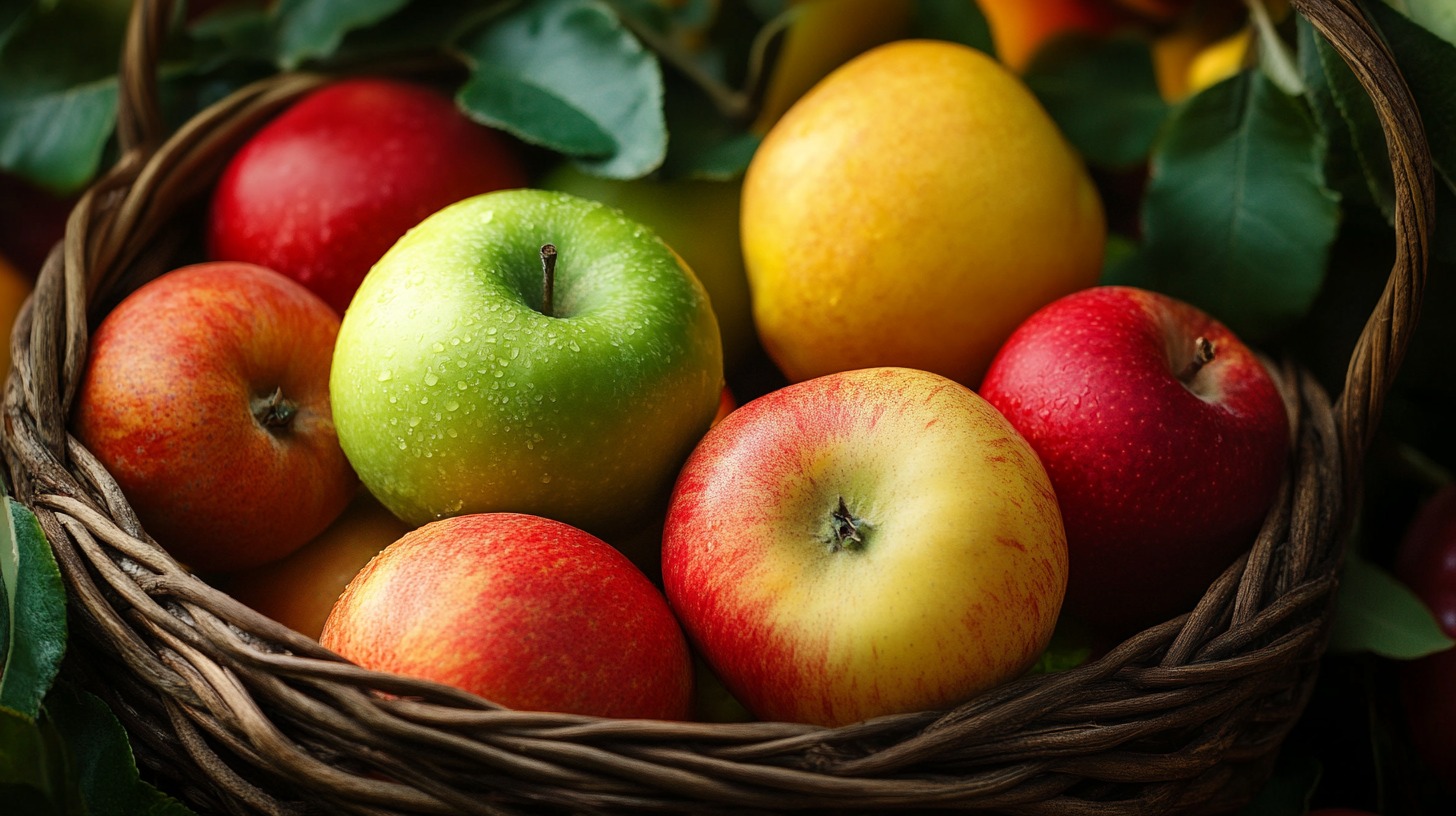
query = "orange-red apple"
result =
(321, 513, 694, 720)
(72, 262, 356, 573)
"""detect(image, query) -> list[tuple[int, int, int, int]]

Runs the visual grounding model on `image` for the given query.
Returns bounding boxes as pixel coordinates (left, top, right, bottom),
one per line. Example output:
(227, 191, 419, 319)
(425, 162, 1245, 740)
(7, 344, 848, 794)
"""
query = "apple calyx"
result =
(540, 243, 557, 318)
(1177, 336, 1216, 383)
(252, 386, 298, 431)
(827, 496, 868, 553)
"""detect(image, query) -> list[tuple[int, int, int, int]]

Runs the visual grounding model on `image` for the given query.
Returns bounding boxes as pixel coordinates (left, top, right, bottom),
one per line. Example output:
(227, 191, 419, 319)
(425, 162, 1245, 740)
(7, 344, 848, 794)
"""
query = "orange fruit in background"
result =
(0, 251, 33, 377)
(216, 491, 412, 640)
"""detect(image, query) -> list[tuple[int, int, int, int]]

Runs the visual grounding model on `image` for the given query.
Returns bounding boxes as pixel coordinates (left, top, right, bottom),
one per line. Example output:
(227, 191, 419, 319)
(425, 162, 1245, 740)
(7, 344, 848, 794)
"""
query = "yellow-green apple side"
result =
(741, 39, 1105, 388)
(662, 367, 1068, 727)
(321, 512, 694, 720)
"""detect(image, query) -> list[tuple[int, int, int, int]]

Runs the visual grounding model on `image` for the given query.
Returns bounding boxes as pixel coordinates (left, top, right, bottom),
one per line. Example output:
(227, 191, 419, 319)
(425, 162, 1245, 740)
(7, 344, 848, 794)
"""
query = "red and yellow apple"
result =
(208, 78, 528, 314)
(72, 262, 357, 573)
(981, 286, 1290, 635)
(321, 513, 694, 720)
(662, 366, 1068, 727)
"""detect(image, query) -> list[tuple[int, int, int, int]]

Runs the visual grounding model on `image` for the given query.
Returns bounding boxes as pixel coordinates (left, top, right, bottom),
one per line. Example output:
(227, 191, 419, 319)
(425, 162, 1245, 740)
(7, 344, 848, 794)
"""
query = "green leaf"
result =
(911, 0, 993, 54)
(271, 0, 411, 69)
(0, 707, 67, 813)
(0, 0, 129, 194)
(1388, 0, 1456, 48)
(1329, 549, 1456, 659)
(1365, 0, 1456, 197)
(1298, 16, 1396, 223)
(1023, 35, 1169, 169)
(1, 497, 67, 722)
(1120, 70, 1340, 341)
(657, 71, 758, 180)
(456, 0, 667, 179)
(1025, 615, 1095, 676)
(45, 684, 197, 815)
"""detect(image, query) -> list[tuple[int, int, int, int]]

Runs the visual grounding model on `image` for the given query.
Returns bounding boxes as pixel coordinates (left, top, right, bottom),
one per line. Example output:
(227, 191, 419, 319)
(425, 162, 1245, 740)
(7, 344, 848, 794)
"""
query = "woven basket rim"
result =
(1, 0, 1436, 813)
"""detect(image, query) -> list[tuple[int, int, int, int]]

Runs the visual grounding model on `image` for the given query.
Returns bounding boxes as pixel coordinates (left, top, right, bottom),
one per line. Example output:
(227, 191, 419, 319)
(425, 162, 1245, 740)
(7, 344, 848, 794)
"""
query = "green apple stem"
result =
(540, 243, 557, 318)
(829, 496, 866, 553)
(1179, 337, 1216, 382)
(252, 386, 297, 430)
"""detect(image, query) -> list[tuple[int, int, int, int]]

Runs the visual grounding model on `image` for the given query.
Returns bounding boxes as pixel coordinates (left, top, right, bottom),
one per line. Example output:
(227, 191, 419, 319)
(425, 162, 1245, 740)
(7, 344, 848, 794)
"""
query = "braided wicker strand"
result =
(0, 0, 1433, 813)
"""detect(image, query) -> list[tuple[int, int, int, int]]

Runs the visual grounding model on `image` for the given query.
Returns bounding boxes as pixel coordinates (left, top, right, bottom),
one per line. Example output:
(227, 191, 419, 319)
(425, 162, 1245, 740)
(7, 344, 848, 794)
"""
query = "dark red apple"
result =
(1394, 483, 1456, 790)
(981, 285, 1290, 635)
(207, 77, 527, 314)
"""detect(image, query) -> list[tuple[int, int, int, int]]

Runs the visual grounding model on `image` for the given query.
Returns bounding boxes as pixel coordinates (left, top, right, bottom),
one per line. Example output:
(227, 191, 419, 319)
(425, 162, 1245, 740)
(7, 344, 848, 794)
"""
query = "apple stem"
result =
(252, 386, 297, 430)
(830, 496, 866, 552)
(1179, 336, 1216, 382)
(540, 243, 557, 318)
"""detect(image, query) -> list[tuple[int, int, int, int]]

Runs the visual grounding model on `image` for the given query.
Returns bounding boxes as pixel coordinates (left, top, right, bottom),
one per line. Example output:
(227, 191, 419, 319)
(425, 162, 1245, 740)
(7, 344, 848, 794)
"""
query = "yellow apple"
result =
(216, 490, 412, 640)
(742, 39, 1105, 387)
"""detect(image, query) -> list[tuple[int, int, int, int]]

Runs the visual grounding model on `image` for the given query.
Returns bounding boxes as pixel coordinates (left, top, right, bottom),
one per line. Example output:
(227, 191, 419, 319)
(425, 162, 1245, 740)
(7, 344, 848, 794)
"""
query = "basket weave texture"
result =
(1, 0, 1436, 813)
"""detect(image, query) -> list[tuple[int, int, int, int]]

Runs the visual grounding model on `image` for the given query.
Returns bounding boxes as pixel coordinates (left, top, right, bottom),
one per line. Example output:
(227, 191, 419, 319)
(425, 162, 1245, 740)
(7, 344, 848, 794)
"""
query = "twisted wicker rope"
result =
(1, 0, 1433, 813)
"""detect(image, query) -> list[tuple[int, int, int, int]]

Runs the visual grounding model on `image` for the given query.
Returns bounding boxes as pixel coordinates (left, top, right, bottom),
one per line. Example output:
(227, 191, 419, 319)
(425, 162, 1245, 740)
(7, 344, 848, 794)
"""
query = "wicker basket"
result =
(2, 0, 1434, 813)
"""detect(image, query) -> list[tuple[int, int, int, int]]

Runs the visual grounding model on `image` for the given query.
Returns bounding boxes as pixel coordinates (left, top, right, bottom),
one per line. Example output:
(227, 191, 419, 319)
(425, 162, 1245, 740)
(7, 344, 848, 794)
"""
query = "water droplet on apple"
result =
(408, 416, 421, 427)
(480, 210, 494, 224)
(446, 400, 460, 412)
(424, 372, 439, 387)
(493, 370, 504, 378)
(377, 369, 393, 382)
(540, 475, 552, 484)
(509, 347, 520, 360)
(568, 340, 580, 352)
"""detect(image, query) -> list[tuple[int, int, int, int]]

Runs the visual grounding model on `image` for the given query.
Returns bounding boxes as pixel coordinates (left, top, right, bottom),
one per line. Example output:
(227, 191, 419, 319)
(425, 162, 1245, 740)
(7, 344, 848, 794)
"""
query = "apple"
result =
(320, 512, 694, 720)
(980, 285, 1290, 635)
(207, 77, 528, 314)
(741, 39, 1105, 388)
(72, 262, 357, 573)
(0, 251, 34, 378)
(1394, 483, 1456, 790)
(661, 366, 1068, 727)
(214, 490, 413, 640)
(977, 0, 1129, 71)
(330, 189, 723, 536)
(539, 165, 757, 374)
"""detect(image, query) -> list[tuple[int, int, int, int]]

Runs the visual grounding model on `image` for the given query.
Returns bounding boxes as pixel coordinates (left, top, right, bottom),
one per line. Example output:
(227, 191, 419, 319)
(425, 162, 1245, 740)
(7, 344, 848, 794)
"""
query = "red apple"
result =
(1394, 483, 1456, 790)
(320, 513, 694, 720)
(207, 78, 527, 314)
(662, 367, 1067, 727)
(72, 261, 356, 573)
(980, 285, 1289, 635)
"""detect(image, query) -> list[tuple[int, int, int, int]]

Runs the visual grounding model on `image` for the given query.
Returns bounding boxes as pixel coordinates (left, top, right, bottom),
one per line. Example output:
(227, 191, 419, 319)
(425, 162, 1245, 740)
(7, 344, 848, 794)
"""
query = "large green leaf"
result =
(0, 0, 127, 194)
(1329, 549, 1456, 659)
(456, 0, 667, 179)
(271, 0, 411, 69)
(1112, 70, 1340, 341)
(1, 497, 66, 722)
(1366, 0, 1456, 196)
(1024, 35, 1169, 169)
(1299, 16, 1396, 223)
(45, 684, 196, 815)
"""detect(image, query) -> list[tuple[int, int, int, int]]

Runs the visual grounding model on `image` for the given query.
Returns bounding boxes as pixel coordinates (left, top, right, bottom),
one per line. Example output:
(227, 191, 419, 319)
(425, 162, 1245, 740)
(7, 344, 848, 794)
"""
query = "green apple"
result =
(331, 189, 723, 535)
(539, 165, 756, 374)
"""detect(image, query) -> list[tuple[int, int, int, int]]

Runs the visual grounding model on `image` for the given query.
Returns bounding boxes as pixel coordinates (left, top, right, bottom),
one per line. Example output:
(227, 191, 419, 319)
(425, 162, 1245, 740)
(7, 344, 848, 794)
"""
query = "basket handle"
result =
(117, 0, 172, 153)
(1288, 0, 1436, 496)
